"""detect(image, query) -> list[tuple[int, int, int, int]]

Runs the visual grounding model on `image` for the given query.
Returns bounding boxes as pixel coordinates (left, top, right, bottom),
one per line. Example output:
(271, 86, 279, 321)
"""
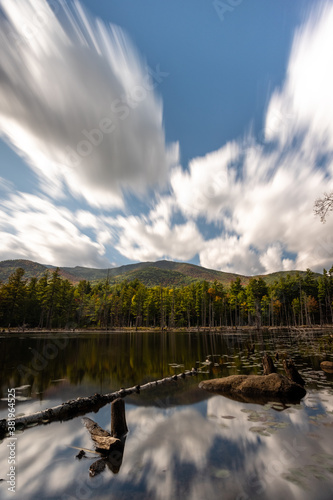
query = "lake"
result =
(1, 329, 333, 500)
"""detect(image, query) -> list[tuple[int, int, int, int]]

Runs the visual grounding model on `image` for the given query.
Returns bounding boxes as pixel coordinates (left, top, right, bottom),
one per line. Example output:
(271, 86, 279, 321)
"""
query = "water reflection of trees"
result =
(0, 332, 238, 401)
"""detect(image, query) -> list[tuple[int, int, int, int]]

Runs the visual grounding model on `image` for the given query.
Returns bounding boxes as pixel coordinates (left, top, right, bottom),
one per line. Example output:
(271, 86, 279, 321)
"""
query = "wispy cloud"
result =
(1, 0, 333, 273)
(0, 192, 110, 266)
(168, 1, 333, 274)
(0, 0, 178, 208)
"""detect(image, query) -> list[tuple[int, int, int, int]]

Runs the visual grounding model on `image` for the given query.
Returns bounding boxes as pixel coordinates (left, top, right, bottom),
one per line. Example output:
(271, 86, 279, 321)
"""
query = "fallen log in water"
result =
(0, 368, 198, 438)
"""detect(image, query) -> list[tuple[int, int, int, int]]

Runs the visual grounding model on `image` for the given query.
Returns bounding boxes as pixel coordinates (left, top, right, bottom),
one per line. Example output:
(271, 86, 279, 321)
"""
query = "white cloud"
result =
(1, 1, 333, 274)
(170, 2, 333, 275)
(171, 142, 239, 221)
(265, 2, 333, 154)
(0, 0, 178, 208)
(115, 215, 204, 262)
(199, 235, 262, 276)
(259, 244, 294, 274)
(0, 193, 110, 266)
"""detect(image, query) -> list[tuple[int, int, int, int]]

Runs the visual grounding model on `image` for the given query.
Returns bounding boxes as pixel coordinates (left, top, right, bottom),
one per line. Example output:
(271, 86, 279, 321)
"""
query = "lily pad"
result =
(248, 413, 268, 423)
(213, 469, 231, 479)
(249, 426, 270, 436)
(265, 427, 277, 435)
(273, 422, 289, 429)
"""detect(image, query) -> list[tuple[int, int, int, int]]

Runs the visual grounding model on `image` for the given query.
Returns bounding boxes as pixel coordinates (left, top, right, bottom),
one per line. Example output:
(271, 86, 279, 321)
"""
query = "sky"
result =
(0, 0, 333, 275)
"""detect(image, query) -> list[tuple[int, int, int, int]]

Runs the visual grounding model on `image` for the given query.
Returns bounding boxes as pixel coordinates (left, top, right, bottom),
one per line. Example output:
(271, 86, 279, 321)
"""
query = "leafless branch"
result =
(314, 192, 333, 223)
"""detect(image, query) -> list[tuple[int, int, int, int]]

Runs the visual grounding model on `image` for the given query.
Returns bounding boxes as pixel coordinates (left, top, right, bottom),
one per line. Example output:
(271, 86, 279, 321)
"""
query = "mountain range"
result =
(0, 259, 322, 288)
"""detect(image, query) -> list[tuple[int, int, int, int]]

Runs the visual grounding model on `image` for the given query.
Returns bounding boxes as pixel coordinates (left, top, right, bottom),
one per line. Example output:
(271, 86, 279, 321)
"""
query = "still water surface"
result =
(0, 330, 333, 500)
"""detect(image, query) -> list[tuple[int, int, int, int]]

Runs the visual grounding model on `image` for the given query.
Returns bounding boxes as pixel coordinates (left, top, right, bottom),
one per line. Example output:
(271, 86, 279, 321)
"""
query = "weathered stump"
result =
(247, 343, 255, 355)
(111, 398, 128, 438)
(82, 398, 128, 476)
(262, 353, 276, 375)
(283, 358, 305, 387)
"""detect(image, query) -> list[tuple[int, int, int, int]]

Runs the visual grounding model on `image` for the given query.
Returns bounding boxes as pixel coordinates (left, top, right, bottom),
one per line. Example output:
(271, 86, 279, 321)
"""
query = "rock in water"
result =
(199, 373, 306, 404)
(320, 361, 333, 373)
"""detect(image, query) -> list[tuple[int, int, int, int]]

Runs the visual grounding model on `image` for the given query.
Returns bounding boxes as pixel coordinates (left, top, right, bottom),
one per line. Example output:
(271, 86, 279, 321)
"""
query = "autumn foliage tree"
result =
(0, 267, 332, 329)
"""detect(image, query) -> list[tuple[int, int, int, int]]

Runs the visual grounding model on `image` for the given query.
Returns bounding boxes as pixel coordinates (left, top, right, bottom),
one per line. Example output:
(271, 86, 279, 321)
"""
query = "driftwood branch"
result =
(83, 417, 121, 451)
(0, 368, 198, 438)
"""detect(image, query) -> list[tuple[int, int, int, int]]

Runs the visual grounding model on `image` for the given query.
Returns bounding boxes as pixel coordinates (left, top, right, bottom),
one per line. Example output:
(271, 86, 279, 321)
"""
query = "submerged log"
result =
(262, 353, 276, 375)
(283, 359, 305, 387)
(0, 370, 195, 438)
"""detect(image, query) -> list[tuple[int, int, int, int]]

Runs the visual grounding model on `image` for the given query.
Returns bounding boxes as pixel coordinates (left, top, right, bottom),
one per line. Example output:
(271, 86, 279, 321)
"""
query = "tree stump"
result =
(262, 353, 276, 375)
(111, 398, 128, 438)
(283, 358, 305, 387)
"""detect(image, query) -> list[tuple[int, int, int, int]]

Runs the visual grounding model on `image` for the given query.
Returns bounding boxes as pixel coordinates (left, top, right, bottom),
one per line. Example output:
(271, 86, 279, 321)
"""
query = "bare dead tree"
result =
(314, 192, 333, 222)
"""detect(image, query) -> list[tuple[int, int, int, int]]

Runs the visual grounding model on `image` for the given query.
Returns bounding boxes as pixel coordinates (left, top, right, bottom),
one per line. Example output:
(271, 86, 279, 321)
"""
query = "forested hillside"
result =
(0, 259, 322, 287)
(0, 266, 332, 330)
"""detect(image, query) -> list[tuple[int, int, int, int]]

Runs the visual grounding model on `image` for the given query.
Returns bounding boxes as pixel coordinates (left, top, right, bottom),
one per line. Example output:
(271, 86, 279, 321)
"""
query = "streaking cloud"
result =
(169, 1, 333, 274)
(0, 192, 110, 266)
(0, 0, 178, 208)
(0, 0, 333, 273)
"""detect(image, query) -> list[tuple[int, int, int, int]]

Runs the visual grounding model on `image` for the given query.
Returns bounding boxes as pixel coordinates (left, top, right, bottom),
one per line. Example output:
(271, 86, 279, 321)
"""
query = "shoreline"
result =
(1, 325, 333, 335)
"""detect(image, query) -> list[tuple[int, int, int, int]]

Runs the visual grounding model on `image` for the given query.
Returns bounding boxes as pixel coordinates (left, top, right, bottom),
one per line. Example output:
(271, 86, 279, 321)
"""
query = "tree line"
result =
(0, 266, 332, 330)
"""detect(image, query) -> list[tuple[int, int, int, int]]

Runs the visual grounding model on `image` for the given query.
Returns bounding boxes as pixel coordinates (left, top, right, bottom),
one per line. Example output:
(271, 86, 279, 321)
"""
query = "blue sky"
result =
(0, 0, 333, 274)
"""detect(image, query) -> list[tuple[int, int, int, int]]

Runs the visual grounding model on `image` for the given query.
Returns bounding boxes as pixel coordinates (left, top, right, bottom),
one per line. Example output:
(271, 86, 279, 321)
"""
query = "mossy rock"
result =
(199, 373, 306, 404)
